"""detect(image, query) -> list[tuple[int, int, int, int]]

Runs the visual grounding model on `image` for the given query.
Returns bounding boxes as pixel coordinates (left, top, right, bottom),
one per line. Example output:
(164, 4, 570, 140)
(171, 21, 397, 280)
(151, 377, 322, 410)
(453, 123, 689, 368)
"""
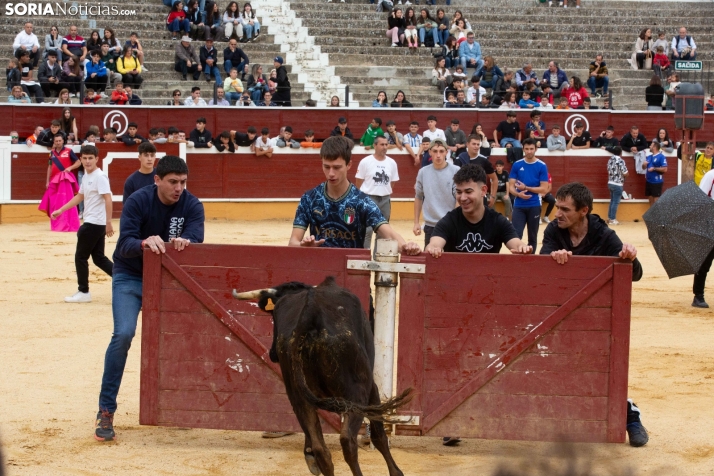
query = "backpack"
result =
(376, 0, 393, 12)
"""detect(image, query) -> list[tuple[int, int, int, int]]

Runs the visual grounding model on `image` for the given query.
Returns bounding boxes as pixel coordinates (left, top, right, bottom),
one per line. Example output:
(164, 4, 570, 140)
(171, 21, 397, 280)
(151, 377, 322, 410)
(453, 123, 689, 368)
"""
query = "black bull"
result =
(234, 276, 412, 476)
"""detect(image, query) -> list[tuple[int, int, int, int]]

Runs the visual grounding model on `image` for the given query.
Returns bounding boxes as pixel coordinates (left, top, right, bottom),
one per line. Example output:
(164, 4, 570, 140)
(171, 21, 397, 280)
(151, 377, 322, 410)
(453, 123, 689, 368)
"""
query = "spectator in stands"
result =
(200, 38, 222, 82)
(329, 96, 340, 107)
(423, 116, 446, 142)
(14, 22, 41, 68)
(18, 51, 44, 103)
(85, 50, 108, 94)
(186, 1, 206, 40)
(100, 43, 122, 90)
(36, 120, 66, 147)
(360, 118, 384, 149)
(61, 56, 81, 96)
(416, 9, 439, 47)
(562, 76, 588, 108)
(578, 97, 597, 110)
(391, 90, 413, 107)
(167, 89, 183, 105)
(445, 119, 467, 158)
(525, 111, 546, 139)
(587, 54, 609, 98)
(652, 128, 674, 153)
(621, 126, 648, 153)
(103, 28, 122, 57)
(268, 69, 278, 95)
(223, 2, 244, 42)
(539, 95, 553, 110)
(224, 39, 249, 78)
(385, 120, 404, 151)
(8, 85, 31, 104)
(223, 68, 244, 103)
(671, 27, 697, 60)
(120, 123, 147, 145)
(175, 36, 202, 81)
(214, 131, 236, 153)
(555, 96, 569, 110)
(526, 130, 543, 148)
(276, 126, 301, 148)
(185, 86, 208, 106)
(498, 91, 519, 110)
(167, 2, 191, 41)
(118, 45, 143, 88)
(652, 45, 671, 80)
(546, 124, 566, 151)
(373, 91, 389, 108)
(645, 75, 665, 111)
(272, 56, 292, 106)
(540, 61, 568, 98)
(236, 92, 256, 107)
(663, 73, 680, 111)
(86, 30, 102, 52)
(258, 91, 276, 106)
(606, 146, 627, 225)
(26, 125, 44, 146)
(7, 58, 22, 93)
(435, 9, 450, 46)
(566, 121, 591, 150)
(466, 77, 486, 105)
(204, 1, 223, 40)
(38, 50, 63, 99)
(125, 32, 147, 72)
(61, 25, 87, 66)
(59, 108, 79, 144)
(208, 87, 230, 105)
(441, 36, 459, 70)
(124, 87, 143, 105)
(494, 111, 522, 148)
(593, 126, 620, 153)
(652, 30, 669, 57)
(449, 11, 470, 39)
(473, 56, 501, 90)
(254, 127, 275, 157)
(387, 7, 406, 48)
(516, 62, 539, 91)
(468, 124, 490, 150)
(190, 117, 213, 148)
(518, 90, 539, 109)
(458, 32, 483, 77)
(232, 127, 258, 146)
(632, 28, 653, 70)
(404, 8, 419, 49)
(246, 64, 267, 102)
(330, 117, 354, 140)
(83, 89, 101, 105)
(110, 82, 128, 105)
(645, 142, 668, 205)
(45, 26, 63, 64)
(54, 88, 72, 105)
(241, 3, 261, 42)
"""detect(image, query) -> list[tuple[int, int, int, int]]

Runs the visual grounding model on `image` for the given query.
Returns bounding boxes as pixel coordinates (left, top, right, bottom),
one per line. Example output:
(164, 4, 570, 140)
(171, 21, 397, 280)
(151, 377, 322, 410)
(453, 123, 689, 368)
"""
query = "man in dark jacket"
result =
(541, 61, 569, 98)
(223, 39, 249, 79)
(37, 50, 63, 98)
(593, 126, 620, 153)
(539, 182, 647, 448)
(330, 117, 354, 140)
(36, 120, 67, 147)
(120, 122, 148, 146)
(189, 117, 213, 148)
(199, 38, 222, 83)
(272, 56, 291, 107)
(620, 126, 648, 153)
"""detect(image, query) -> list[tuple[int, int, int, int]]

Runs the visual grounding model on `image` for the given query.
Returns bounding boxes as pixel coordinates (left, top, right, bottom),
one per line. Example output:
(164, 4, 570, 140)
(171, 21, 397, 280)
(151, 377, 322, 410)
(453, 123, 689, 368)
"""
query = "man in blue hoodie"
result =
(94, 155, 205, 442)
(541, 61, 569, 98)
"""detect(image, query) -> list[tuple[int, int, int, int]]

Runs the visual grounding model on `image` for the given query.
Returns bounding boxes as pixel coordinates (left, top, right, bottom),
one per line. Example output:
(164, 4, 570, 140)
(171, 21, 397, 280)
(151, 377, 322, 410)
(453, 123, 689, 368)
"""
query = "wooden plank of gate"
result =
(140, 250, 162, 425)
(420, 263, 615, 434)
(607, 262, 632, 443)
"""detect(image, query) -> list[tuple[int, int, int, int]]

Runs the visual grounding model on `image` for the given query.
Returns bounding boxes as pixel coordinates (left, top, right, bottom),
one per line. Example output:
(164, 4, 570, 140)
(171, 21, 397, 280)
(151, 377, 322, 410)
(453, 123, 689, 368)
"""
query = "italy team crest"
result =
(343, 207, 355, 224)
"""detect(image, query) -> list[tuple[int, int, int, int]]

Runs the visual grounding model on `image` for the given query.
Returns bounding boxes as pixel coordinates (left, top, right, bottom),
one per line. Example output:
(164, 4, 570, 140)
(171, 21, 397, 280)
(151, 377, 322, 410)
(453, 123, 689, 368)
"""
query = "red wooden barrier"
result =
(139, 244, 371, 432)
(395, 254, 632, 443)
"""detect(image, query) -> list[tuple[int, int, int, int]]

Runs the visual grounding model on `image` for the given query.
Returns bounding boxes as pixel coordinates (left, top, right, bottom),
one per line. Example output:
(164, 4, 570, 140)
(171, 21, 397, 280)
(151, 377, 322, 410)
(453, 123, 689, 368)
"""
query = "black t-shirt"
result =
(570, 131, 592, 147)
(433, 207, 519, 253)
(496, 171, 509, 193)
(234, 131, 255, 147)
(455, 152, 495, 174)
(123, 169, 156, 203)
(496, 120, 520, 139)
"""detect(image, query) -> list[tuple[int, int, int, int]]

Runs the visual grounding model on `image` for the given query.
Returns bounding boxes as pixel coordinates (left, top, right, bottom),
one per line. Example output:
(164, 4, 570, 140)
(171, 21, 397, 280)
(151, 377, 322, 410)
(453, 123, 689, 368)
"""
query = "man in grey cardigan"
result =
(546, 124, 567, 151)
(174, 36, 202, 81)
(414, 139, 459, 247)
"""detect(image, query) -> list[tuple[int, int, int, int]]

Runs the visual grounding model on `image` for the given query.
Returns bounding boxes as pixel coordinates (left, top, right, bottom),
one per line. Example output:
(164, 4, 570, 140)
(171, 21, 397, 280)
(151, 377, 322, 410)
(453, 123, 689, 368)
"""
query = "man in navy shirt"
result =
(122, 142, 157, 202)
(94, 156, 204, 442)
(644, 141, 668, 206)
(290, 135, 419, 254)
(508, 138, 549, 253)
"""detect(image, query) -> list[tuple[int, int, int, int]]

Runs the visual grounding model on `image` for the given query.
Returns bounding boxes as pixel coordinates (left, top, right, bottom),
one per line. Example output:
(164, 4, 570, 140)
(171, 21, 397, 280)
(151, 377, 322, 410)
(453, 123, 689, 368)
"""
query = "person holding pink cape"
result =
(38, 134, 81, 232)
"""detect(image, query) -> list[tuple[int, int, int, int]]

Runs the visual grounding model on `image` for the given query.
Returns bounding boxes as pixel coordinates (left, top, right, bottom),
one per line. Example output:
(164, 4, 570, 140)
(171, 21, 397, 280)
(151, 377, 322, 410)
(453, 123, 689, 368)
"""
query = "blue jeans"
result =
(419, 28, 439, 46)
(167, 18, 190, 33)
(224, 59, 246, 76)
(202, 63, 222, 81)
(99, 273, 143, 413)
(587, 75, 609, 94)
(445, 56, 458, 69)
(437, 28, 449, 46)
(512, 206, 541, 253)
(479, 78, 497, 89)
(607, 183, 623, 221)
(249, 84, 267, 102)
(243, 21, 260, 39)
(460, 57, 484, 77)
(500, 137, 522, 148)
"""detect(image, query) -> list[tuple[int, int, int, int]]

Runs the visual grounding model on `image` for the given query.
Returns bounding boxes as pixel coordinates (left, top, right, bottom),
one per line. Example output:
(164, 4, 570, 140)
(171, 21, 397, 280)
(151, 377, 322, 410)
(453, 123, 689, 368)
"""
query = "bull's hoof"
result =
(304, 453, 321, 476)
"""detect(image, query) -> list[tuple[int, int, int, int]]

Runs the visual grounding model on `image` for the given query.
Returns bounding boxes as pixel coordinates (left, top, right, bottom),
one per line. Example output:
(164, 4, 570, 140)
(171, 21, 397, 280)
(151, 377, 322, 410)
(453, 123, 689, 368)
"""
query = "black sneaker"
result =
(181, 75, 187, 81)
(626, 422, 648, 447)
(253, 31, 260, 40)
(442, 436, 462, 446)
(692, 295, 709, 308)
(94, 410, 115, 441)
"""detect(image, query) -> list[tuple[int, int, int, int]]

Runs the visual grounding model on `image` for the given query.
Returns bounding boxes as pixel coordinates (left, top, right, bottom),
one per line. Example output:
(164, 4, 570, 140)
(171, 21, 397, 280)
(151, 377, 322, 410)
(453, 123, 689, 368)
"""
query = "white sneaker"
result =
(100, 92, 108, 99)
(398, 0, 402, 3)
(608, 219, 620, 226)
(541, 216, 550, 224)
(622, 191, 631, 200)
(65, 291, 91, 303)
(548, 1, 552, 5)
(405, 0, 411, 4)
(142, 65, 149, 72)
(391, 42, 398, 47)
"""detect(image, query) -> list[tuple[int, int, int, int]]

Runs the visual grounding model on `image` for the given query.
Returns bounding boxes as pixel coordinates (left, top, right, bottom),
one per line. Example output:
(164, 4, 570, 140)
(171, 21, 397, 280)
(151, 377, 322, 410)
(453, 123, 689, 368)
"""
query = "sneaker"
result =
(595, 92, 602, 98)
(420, 43, 425, 47)
(141, 65, 149, 72)
(65, 291, 91, 303)
(391, 42, 399, 47)
(94, 410, 115, 441)
(398, 0, 402, 3)
(254, 31, 260, 40)
(360, 423, 371, 445)
(442, 436, 462, 446)
(261, 431, 295, 438)
(99, 92, 108, 99)
(626, 422, 648, 447)
(405, 0, 411, 3)
(621, 191, 631, 200)
(548, 1, 552, 5)
(541, 216, 550, 224)
(608, 219, 620, 225)
(181, 75, 187, 81)
(327, 0, 332, 2)
(692, 295, 709, 308)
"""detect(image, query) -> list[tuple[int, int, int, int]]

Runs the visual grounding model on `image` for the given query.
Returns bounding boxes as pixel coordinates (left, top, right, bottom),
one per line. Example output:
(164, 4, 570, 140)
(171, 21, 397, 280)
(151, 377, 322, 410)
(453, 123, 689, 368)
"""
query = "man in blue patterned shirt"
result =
(290, 135, 420, 255)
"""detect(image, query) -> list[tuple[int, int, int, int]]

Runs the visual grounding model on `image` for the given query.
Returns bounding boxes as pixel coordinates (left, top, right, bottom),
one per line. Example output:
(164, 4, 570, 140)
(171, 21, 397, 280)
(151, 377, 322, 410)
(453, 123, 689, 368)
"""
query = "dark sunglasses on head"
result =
(174, 93, 181, 96)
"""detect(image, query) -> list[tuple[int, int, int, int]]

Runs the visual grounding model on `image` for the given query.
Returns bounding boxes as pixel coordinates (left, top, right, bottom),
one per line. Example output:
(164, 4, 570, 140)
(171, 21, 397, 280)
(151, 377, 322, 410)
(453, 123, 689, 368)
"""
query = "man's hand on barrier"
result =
(170, 237, 191, 251)
(550, 249, 572, 264)
(400, 241, 421, 256)
(619, 243, 637, 261)
(142, 235, 166, 254)
(425, 244, 443, 259)
(509, 243, 533, 255)
(300, 235, 325, 247)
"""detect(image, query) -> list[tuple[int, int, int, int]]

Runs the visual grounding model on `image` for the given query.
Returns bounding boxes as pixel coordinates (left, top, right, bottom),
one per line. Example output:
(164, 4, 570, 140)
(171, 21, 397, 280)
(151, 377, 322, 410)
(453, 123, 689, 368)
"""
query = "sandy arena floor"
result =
(0, 218, 713, 475)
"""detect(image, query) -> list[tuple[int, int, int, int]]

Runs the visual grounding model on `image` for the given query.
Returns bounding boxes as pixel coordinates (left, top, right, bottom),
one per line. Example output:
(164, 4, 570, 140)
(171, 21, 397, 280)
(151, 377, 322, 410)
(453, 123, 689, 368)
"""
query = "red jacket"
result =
(167, 11, 186, 24)
(111, 90, 128, 105)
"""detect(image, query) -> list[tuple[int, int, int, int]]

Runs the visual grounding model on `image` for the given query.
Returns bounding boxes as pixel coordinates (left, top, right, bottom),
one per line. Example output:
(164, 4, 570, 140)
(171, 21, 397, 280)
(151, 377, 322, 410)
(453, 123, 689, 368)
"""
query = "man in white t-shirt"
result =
(355, 135, 400, 252)
(423, 115, 446, 142)
(51, 145, 114, 303)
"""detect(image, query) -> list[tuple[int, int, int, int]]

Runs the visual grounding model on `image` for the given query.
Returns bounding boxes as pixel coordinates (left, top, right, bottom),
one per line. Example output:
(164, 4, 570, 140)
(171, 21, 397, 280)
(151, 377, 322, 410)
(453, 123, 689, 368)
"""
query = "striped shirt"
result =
(62, 35, 85, 55)
(404, 133, 422, 148)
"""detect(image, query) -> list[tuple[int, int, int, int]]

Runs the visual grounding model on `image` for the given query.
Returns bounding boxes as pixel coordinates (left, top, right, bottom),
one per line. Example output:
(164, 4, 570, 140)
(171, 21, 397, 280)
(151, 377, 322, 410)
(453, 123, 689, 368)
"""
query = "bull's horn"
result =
(232, 288, 276, 300)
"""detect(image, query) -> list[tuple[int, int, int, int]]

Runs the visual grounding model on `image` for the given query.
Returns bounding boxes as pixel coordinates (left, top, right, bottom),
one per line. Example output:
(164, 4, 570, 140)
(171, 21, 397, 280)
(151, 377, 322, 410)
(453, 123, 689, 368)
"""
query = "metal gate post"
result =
(372, 239, 399, 401)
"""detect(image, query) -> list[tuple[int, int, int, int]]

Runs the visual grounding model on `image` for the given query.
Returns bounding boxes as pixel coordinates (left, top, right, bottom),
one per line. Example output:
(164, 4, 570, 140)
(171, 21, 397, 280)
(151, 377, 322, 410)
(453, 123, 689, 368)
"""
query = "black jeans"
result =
(512, 206, 541, 253)
(693, 247, 714, 297)
(121, 73, 143, 88)
(175, 60, 201, 80)
(424, 225, 435, 248)
(85, 74, 107, 92)
(75, 223, 113, 293)
(542, 193, 556, 217)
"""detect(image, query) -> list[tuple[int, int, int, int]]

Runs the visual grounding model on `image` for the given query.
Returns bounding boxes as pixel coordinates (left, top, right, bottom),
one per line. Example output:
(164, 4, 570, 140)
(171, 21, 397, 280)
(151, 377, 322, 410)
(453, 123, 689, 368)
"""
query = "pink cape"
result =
(38, 171, 80, 232)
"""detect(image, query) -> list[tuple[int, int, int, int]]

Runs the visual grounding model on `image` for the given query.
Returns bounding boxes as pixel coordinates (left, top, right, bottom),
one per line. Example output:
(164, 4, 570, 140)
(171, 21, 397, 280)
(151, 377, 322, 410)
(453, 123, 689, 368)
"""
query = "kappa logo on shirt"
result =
(455, 232, 493, 253)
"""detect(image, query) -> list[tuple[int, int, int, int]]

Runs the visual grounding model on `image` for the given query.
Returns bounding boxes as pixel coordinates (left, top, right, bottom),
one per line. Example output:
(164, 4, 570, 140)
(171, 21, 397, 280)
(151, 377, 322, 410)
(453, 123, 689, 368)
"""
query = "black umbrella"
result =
(643, 181, 714, 279)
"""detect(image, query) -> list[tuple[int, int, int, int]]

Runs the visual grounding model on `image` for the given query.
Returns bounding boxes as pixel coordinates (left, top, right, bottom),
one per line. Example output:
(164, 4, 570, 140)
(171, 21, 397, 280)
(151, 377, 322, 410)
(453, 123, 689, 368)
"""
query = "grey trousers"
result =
(364, 194, 391, 253)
